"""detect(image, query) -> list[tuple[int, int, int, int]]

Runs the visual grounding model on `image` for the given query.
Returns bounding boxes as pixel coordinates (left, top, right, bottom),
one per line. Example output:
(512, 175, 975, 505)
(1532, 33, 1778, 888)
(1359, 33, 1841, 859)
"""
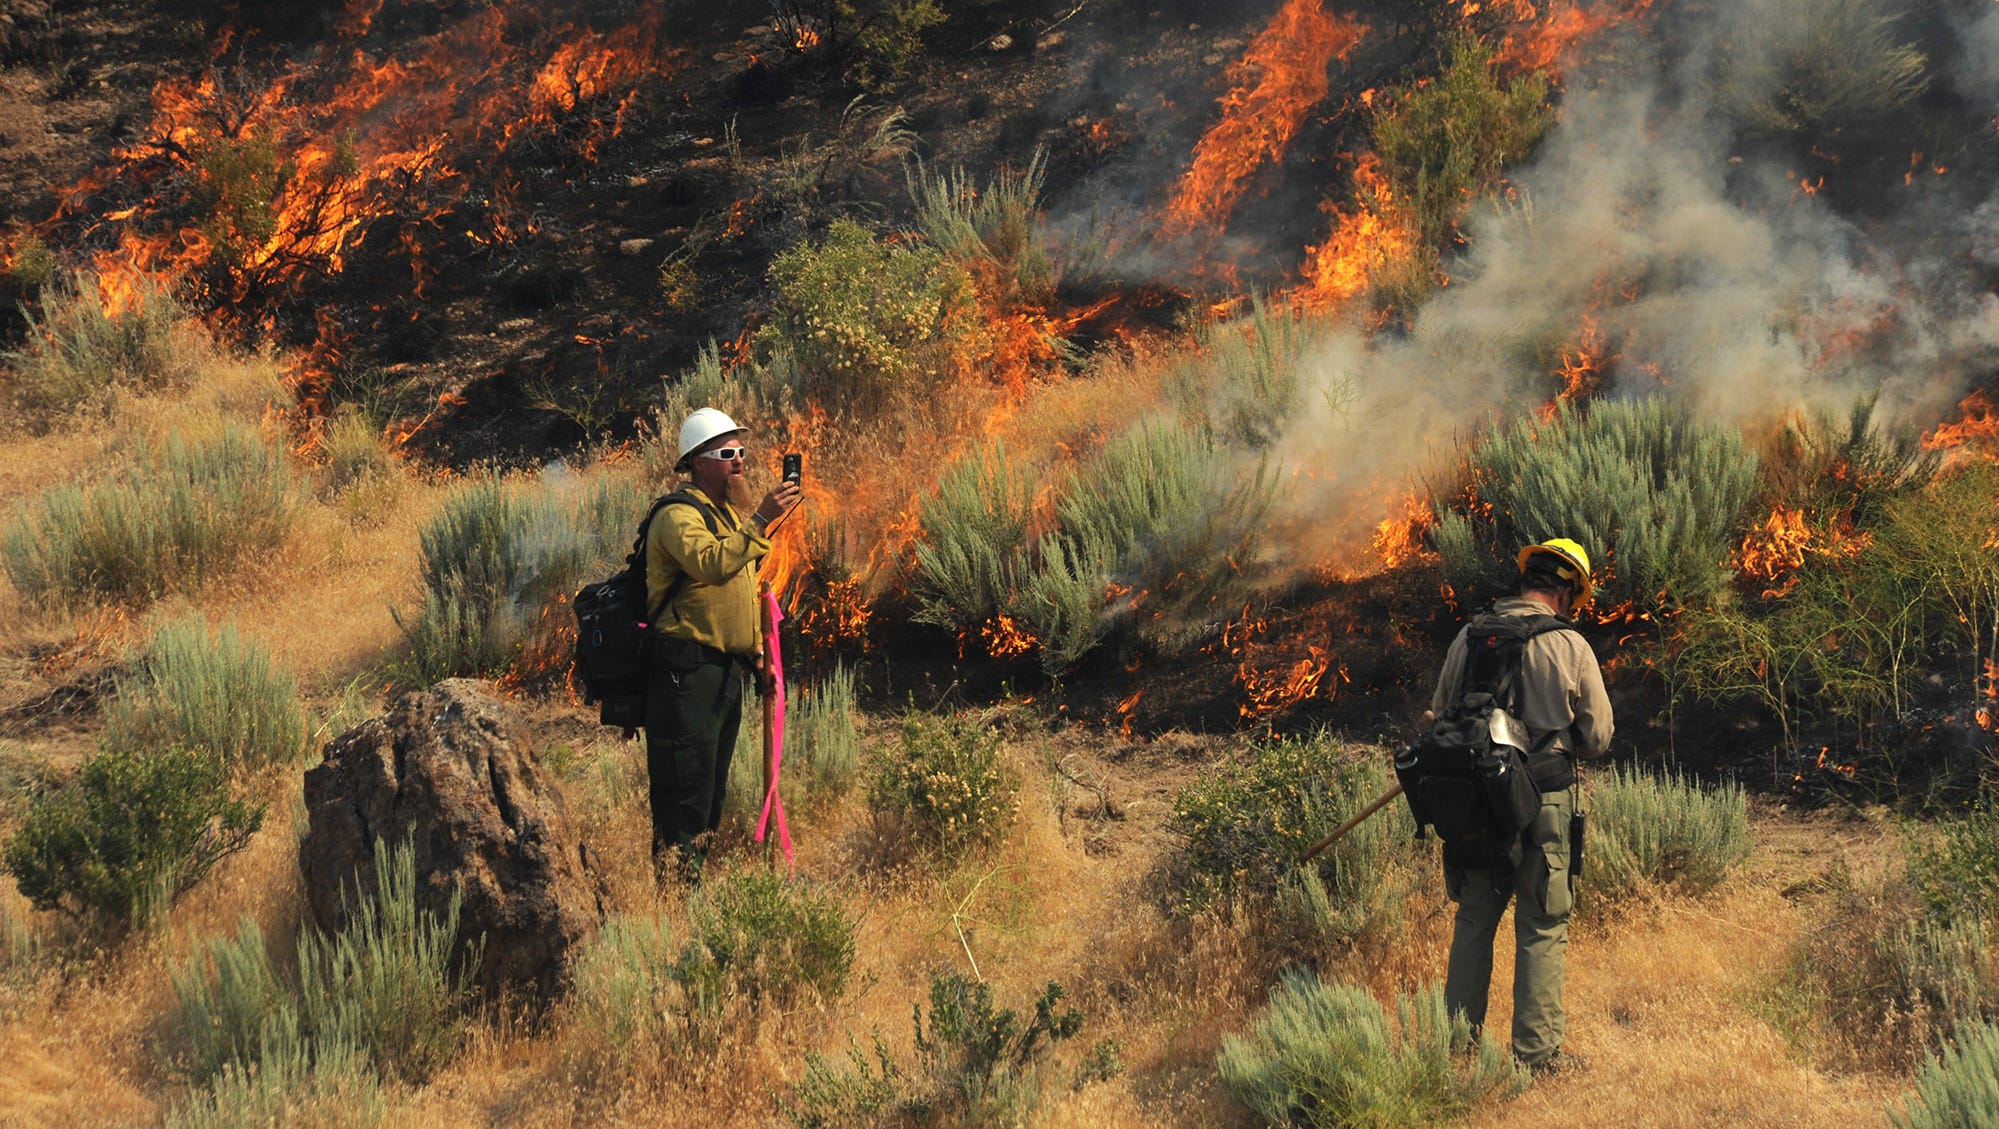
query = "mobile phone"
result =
(783, 453, 802, 484)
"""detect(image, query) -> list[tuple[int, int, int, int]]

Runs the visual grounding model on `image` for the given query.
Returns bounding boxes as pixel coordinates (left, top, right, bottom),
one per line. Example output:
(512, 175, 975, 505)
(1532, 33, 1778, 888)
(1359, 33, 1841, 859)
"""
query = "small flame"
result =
(980, 614, 1037, 658)
(1922, 390, 1999, 464)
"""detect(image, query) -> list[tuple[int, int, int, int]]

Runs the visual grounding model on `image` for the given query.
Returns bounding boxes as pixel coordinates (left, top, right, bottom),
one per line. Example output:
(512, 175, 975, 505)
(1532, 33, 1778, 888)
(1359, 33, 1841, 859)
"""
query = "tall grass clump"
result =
(2, 422, 298, 608)
(1020, 418, 1272, 673)
(912, 439, 1036, 632)
(1433, 398, 1757, 610)
(1583, 765, 1750, 902)
(162, 1040, 384, 1129)
(791, 662, 863, 800)
(394, 475, 591, 683)
(1889, 1021, 1999, 1129)
(2, 745, 262, 933)
(570, 911, 681, 1057)
(1170, 735, 1420, 948)
(1217, 970, 1525, 1128)
(1909, 802, 1999, 921)
(7, 269, 202, 422)
(105, 616, 307, 771)
(1166, 298, 1330, 448)
(870, 712, 1017, 858)
(297, 841, 478, 1083)
(169, 840, 476, 1091)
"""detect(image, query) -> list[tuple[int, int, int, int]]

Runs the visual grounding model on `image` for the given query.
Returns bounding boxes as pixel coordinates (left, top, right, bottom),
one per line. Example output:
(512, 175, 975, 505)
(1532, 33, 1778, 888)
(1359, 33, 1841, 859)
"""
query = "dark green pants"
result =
(1443, 787, 1576, 1067)
(643, 654, 743, 859)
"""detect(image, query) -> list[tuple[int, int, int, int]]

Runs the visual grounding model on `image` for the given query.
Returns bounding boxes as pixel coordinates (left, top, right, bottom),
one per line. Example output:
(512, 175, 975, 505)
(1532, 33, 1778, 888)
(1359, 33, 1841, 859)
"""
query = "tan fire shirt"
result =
(1429, 596, 1614, 759)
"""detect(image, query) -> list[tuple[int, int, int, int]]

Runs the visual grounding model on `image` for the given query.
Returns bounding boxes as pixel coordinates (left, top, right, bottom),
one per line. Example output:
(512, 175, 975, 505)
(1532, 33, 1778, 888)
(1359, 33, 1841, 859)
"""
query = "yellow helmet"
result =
(1517, 538, 1595, 608)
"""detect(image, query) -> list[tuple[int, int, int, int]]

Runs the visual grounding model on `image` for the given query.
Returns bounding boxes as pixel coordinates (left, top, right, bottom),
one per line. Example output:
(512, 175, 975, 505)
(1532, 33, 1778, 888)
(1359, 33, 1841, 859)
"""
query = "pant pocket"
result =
(1529, 803, 1572, 919)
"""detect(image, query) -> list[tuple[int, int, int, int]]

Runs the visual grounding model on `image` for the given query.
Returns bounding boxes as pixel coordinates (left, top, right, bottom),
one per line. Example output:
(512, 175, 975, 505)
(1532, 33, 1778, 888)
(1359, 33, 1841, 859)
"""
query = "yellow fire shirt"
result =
(644, 485, 772, 656)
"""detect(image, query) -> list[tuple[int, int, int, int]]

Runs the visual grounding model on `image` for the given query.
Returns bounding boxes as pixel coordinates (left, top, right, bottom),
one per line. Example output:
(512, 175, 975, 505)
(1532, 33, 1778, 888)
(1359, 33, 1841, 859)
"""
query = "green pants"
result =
(643, 654, 743, 860)
(1443, 787, 1576, 1067)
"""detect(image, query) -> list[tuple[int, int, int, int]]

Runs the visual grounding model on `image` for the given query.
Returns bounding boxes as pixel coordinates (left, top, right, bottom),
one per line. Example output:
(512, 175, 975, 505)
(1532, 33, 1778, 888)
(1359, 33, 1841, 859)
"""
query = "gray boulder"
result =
(301, 679, 607, 1004)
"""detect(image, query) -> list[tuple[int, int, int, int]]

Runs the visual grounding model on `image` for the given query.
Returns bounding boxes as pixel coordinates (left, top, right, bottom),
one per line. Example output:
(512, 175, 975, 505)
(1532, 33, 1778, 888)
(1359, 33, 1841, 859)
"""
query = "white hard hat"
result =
(676, 407, 744, 465)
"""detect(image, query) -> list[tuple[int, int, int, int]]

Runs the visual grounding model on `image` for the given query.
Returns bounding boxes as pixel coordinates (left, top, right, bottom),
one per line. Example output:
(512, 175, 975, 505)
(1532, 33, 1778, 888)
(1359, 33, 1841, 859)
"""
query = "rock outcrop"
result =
(301, 679, 607, 1004)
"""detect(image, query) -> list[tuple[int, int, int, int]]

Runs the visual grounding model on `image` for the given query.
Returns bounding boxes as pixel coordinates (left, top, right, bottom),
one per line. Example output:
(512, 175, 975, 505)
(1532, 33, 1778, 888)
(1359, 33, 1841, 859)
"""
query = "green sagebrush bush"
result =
(1712, 0, 1928, 135)
(775, 972, 1085, 1129)
(1909, 802, 1999, 923)
(1584, 765, 1750, 902)
(104, 616, 307, 771)
(759, 217, 976, 413)
(2, 422, 298, 609)
(912, 439, 1036, 632)
(909, 149, 1053, 300)
(2, 745, 261, 932)
(1020, 417, 1273, 674)
(6, 268, 201, 422)
(1170, 736, 1419, 946)
(1372, 33, 1552, 309)
(727, 662, 864, 819)
(1166, 297, 1332, 450)
(1217, 970, 1525, 1129)
(1434, 398, 1756, 611)
(170, 840, 476, 1091)
(570, 911, 682, 1056)
(870, 712, 1017, 858)
(396, 473, 640, 684)
(1890, 1021, 1999, 1129)
(163, 1038, 384, 1129)
(686, 870, 857, 1011)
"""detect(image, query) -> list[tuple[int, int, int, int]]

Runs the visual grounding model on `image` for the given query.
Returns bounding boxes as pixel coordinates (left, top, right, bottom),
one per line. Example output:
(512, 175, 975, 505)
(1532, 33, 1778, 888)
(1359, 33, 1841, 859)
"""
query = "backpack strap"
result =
(1464, 611, 1575, 756)
(634, 489, 724, 624)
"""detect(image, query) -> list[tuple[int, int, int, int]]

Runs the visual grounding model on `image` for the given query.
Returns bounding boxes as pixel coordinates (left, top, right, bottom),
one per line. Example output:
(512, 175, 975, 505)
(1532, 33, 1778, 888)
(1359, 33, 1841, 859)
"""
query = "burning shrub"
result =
(912, 439, 1036, 632)
(870, 712, 1017, 858)
(6, 269, 204, 423)
(774, 0, 948, 91)
(1433, 397, 1757, 611)
(1169, 735, 1419, 946)
(1216, 970, 1525, 1129)
(104, 615, 308, 772)
(1, 744, 263, 933)
(1371, 33, 1553, 304)
(2, 421, 299, 609)
(187, 134, 296, 281)
(1020, 418, 1272, 675)
(1581, 765, 1750, 903)
(1891, 1021, 1999, 1129)
(0, 233, 55, 304)
(1711, 0, 1929, 135)
(760, 217, 978, 414)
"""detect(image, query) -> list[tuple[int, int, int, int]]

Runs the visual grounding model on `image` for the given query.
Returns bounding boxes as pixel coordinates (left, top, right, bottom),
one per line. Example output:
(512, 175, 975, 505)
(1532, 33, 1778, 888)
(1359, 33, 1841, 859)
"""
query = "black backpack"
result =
(572, 490, 719, 727)
(1394, 612, 1572, 870)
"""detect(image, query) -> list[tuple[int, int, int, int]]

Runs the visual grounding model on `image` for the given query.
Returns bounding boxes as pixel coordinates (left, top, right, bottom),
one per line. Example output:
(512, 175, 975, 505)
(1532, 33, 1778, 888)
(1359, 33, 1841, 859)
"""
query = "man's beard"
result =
(724, 474, 755, 511)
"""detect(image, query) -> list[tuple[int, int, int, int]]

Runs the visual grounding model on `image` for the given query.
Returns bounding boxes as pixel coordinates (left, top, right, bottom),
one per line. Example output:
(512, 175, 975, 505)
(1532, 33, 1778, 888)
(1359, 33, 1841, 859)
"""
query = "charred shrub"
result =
(869, 712, 1016, 858)
(1711, 0, 1929, 136)
(774, 1, 948, 90)
(2, 745, 263, 933)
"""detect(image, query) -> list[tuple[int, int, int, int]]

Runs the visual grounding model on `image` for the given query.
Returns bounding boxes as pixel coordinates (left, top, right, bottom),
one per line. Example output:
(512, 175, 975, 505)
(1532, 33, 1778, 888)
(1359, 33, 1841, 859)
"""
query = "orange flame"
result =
(1467, 0, 1657, 77)
(1292, 152, 1417, 311)
(1733, 505, 1874, 598)
(1976, 658, 1998, 734)
(1161, 0, 1368, 236)
(1922, 390, 1999, 464)
(980, 614, 1037, 658)
(1371, 492, 1439, 569)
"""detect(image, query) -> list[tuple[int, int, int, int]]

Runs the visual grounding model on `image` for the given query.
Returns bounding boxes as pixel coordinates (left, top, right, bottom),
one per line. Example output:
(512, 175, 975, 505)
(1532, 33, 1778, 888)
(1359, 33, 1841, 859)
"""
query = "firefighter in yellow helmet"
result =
(1427, 537, 1613, 1075)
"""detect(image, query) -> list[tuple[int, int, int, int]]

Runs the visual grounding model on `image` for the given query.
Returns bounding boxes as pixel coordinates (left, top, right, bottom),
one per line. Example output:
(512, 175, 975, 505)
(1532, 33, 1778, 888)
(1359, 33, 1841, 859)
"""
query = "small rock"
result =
(1037, 30, 1065, 50)
(988, 33, 1012, 51)
(626, 174, 648, 188)
(619, 238, 654, 256)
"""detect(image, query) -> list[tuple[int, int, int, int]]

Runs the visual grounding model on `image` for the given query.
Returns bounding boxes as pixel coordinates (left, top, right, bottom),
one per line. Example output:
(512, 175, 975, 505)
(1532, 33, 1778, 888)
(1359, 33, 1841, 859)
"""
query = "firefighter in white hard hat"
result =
(1428, 537, 1613, 1076)
(643, 407, 800, 876)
